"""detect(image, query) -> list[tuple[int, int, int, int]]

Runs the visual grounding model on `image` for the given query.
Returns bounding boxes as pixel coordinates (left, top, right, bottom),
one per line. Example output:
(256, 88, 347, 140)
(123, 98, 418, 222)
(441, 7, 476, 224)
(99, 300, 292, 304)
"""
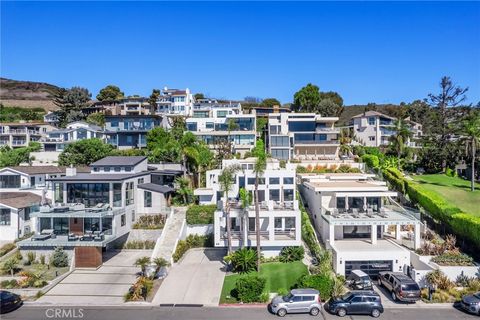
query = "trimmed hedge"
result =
(381, 170, 480, 249)
(186, 204, 216, 225)
(172, 234, 214, 262)
(299, 196, 322, 259)
(235, 275, 266, 303)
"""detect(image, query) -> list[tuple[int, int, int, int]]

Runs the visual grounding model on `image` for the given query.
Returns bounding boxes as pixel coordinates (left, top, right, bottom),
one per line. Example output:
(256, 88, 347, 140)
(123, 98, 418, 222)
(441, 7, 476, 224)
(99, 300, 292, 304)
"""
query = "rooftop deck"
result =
(17, 234, 116, 248)
(322, 205, 419, 226)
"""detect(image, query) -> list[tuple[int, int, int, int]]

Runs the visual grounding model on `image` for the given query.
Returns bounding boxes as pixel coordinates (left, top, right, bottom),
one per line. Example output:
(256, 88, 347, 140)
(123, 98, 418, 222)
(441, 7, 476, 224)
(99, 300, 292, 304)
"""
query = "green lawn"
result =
(220, 261, 308, 304)
(411, 174, 480, 216)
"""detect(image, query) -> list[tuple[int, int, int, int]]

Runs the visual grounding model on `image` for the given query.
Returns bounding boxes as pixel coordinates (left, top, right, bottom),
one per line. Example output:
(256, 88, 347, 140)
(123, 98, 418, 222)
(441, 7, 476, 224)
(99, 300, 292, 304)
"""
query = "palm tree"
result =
(458, 111, 480, 191)
(252, 140, 267, 272)
(389, 119, 412, 168)
(218, 164, 242, 253)
(152, 257, 169, 272)
(174, 176, 193, 205)
(134, 257, 151, 276)
(2, 257, 18, 277)
(239, 187, 253, 248)
(339, 128, 353, 157)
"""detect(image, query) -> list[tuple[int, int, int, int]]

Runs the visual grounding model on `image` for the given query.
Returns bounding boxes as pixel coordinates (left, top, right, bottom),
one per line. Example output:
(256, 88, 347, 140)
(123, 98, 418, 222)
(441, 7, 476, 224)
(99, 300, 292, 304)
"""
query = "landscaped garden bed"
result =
(186, 204, 216, 225)
(132, 215, 166, 229)
(0, 248, 69, 289)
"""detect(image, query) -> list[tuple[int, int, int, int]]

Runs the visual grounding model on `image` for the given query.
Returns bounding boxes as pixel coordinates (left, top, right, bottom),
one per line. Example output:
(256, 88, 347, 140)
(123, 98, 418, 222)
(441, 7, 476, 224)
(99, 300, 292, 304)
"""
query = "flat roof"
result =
(48, 171, 149, 182)
(322, 207, 418, 226)
(0, 166, 90, 175)
(90, 156, 147, 167)
(305, 180, 389, 192)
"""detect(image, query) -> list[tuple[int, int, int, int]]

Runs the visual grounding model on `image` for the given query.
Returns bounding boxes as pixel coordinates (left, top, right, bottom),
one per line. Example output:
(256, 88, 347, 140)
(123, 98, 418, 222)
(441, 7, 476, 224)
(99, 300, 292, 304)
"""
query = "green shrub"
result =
(235, 275, 266, 303)
(432, 252, 474, 266)
(297, 274, 333, 300)
(39, 254, 46, 265)
(51, 247, 69, 267)
(225, 248, 257, 273)
(122, 240, 156, 249)
(1, 279, 19, 289)
(33, 280, 48, 288)
(172, 234, 213, 262)
(296, 166, 308, 174)
(361, 154, 380, 169)
(0, 243, 16, 257)
(382, 168, 406, 194)
(15, 251, 23, 261)
(353, 145, 365, 157)
(445, 168, 457, 177)
(277, 288, 289, 296)
(279, 246, 304, 263)
(27, 251, 36, 264)
(186, 205, 216, 225)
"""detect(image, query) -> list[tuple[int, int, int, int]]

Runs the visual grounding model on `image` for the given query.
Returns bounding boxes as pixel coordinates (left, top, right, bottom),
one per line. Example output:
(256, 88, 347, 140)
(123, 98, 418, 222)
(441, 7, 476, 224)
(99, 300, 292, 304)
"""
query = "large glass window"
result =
(271, 136, 289, 147)
(113, 183, 122, 207)
(288, 121, 315, 132)
(0, 175, 20, 188)
(283, 177, 294, 184)
(53, 217, 69, 235)
(269, 189, 280, 201)
(40, 218, 51, 231)
(187, 123, 198, 131)
(368, 117, 376, 125)
(217, 111, 227, 118)
(271, 149, 289, 160)
(294, 133, 327, 142)
(54, 183, 64, 203)
(144, 191, 152, 207)
(284, 189, 294, 201)
(67, 183, 109, 207)
(125, 182, 134, 205)
(84, 218, 100, 232)
(247, 177, 265, 185)
(102, 217, 112, 235)
(121, 214, 126, 226)
(0, 209, 10, 225)
(269, 177, 280, 184)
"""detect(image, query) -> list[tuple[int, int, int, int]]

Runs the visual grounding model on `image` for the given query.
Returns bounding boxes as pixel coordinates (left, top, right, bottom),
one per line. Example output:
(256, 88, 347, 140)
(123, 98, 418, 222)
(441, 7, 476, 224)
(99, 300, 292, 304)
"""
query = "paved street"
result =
(37, 250, 151, 305)
(3, 305, 478, 320)
(152, 248, 227, 306)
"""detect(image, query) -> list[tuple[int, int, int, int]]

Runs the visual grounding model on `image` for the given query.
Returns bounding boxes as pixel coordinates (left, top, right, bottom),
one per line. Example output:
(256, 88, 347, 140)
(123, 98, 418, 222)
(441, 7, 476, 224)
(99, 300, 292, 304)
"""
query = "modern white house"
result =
(349, 111, 423, 147)
(186, 105, 256, 156)
(0, 121, 56, 148)
(194, 158, 301, 256)
(299, 172, 422, 278)
(155, 87, 195, 117)
(14, 156, 177, 267)
(268, 113, 340, 161)
(41, 121, 107, 152)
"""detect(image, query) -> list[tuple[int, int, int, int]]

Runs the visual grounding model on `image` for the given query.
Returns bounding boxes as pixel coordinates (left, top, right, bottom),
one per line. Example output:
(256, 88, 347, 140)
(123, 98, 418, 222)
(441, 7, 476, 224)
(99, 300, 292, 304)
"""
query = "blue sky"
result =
(1, 1, 479, 105)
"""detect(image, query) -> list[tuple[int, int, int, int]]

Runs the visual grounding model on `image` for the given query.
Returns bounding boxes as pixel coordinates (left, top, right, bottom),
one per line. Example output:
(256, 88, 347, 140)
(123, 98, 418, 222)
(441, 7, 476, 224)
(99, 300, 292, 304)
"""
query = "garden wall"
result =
(126, 229, 162, 242)
(430, 263, 480, 282)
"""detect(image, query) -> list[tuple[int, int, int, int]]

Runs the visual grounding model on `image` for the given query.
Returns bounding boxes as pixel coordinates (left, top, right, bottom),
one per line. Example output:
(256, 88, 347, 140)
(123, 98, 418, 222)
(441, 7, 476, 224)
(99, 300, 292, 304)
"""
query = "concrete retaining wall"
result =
(186, 224, 213, 237)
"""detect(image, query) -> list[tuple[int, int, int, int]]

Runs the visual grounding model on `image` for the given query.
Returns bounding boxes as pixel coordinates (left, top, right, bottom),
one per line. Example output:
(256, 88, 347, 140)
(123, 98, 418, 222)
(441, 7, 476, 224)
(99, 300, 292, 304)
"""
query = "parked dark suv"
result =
(325, 290, 383, 318)
(377, 272, 421, 302)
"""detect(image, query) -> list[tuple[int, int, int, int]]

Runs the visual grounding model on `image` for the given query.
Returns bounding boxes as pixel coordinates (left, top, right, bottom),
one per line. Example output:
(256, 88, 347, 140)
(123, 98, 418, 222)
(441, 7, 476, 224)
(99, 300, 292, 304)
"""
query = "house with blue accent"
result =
(104, 115, 162, 149)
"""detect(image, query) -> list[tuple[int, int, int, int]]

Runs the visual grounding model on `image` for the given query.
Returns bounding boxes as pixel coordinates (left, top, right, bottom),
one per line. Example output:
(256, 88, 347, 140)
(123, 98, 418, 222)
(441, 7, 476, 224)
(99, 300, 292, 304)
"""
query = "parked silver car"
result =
(269, 289, 322, 317)
(460, 292, 480, 315)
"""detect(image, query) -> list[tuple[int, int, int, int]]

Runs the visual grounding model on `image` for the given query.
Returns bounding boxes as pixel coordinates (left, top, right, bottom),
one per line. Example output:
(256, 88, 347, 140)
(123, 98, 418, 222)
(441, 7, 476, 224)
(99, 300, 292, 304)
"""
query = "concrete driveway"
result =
(152, 248, 227, 306)
(38, 250, 151, 305)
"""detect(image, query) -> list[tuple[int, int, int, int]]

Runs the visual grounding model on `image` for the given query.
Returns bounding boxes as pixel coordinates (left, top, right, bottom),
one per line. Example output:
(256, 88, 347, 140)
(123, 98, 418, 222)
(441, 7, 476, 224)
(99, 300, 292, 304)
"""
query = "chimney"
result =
(66, 164, 77, 176)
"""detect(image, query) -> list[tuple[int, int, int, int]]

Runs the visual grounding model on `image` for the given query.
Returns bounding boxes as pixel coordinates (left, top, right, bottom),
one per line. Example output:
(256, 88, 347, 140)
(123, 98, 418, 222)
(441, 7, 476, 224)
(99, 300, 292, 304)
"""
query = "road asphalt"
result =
(2, 305, 478, 320)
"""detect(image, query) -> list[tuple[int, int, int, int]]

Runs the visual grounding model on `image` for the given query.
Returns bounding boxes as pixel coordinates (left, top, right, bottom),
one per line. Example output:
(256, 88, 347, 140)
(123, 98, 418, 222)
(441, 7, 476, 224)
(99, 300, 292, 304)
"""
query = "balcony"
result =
(229, 200, 298, 211)
(274, 229, 296, 240)
(12, 140, 27, 146)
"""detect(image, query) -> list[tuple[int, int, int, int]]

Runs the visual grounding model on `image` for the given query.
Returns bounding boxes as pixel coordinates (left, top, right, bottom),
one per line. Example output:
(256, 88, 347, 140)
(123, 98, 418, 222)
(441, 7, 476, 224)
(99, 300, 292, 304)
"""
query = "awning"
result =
(334, 191, 398, 198)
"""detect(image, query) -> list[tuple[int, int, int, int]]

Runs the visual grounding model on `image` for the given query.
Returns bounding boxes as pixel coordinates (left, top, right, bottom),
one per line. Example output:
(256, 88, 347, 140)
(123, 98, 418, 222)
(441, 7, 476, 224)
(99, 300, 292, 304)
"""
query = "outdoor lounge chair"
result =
(80, 231, 94, 241)
(93, 231, 104, 241)
(68, 233, 78, 241)
(366, 208, 374, 218)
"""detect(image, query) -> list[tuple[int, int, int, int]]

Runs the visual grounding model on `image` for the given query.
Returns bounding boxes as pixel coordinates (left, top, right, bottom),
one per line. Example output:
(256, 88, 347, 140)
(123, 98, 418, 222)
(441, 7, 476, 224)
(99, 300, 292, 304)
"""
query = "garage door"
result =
(345, 260, 393, 279)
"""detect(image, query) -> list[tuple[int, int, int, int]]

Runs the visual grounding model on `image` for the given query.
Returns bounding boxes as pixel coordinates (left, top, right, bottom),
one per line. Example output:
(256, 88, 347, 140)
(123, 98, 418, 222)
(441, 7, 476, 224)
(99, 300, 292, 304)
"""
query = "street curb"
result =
(219, 303, 268, 308)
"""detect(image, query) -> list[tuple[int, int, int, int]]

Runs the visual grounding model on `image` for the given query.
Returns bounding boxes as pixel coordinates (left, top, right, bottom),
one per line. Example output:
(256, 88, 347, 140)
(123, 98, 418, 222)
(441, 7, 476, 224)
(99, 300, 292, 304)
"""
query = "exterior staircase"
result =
(151, 207, 186, 263)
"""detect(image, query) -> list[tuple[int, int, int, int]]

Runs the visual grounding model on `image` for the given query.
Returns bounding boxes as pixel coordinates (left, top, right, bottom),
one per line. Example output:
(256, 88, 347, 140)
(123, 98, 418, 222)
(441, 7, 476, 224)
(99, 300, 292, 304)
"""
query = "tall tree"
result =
(54, 87, 91, 127)
(218, 164, 242, 254)
(58, 139, 114, 166)
(457, 111, 480, 191)
(148, 89, 161, 112)
(86, 112, 105, 127)
(427, 76, 468, 170)
(96, 85, 124, 103)
(292, 83, 343, 116)
(239, 187, 252, 249)
(292, 83, 321, 112)
(260, 98, 281, 108)
(252, 140, 266, 271)
(194, 93, 205, 100)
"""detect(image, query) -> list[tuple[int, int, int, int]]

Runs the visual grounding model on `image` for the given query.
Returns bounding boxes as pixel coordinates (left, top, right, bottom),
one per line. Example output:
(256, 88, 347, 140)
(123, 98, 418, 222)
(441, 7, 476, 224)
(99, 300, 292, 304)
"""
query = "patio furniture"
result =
(80, 231, 94, 241)
(32, 233, 51, 241)
(366, 208, 374, 218)
(351, 208, 359, 218)
(378, 208, 388, 218)
(93, 231, 104, 241)
(68, 233, 78, 241)
(331, 208, 339, 218)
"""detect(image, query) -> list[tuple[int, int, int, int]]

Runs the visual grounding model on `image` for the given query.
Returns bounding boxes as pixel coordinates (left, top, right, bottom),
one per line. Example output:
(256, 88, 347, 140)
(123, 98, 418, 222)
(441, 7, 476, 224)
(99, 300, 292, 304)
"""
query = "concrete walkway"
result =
(37, 250, 151, 305)
(152, 207, 186, 263)
(152, 248, 226, 307)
